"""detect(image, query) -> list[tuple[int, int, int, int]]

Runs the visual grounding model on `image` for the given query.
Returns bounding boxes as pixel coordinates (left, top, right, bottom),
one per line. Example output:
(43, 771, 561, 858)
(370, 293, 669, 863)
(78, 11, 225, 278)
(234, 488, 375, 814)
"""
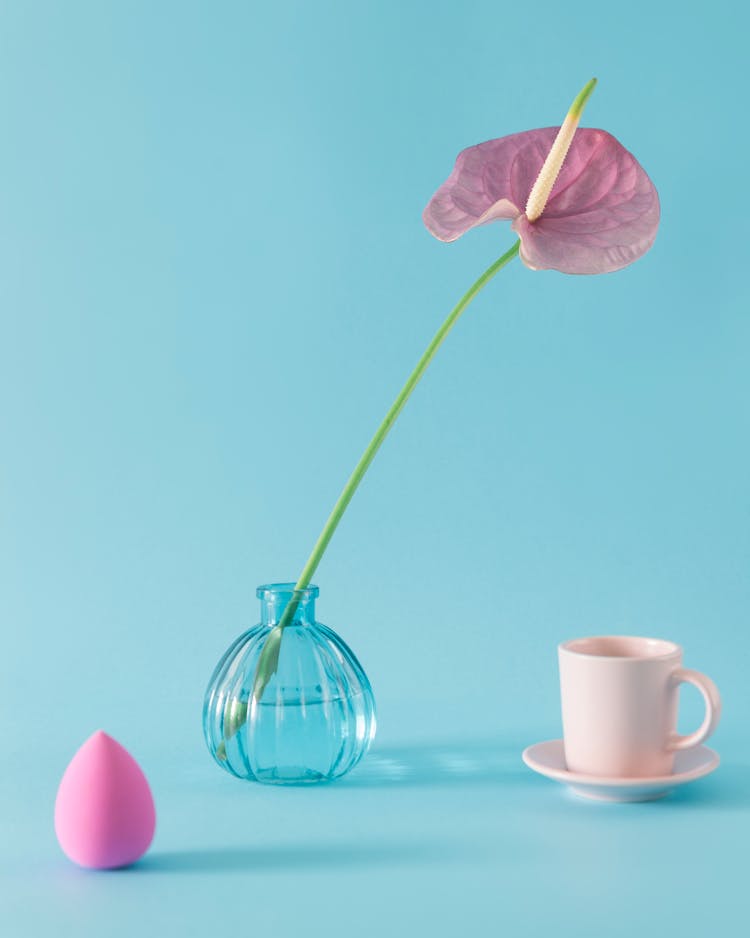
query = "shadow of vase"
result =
(337, 738, 529, 788)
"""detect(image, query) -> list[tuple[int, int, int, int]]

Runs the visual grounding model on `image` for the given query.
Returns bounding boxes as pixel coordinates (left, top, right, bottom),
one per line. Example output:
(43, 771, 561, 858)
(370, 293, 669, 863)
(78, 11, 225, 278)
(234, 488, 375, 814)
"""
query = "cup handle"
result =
(668, 668, 722, 751)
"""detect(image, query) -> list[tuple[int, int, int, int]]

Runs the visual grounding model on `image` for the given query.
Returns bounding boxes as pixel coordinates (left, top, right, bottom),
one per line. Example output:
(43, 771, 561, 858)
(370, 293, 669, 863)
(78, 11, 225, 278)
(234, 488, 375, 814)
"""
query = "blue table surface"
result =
(2, 731, 747, 938)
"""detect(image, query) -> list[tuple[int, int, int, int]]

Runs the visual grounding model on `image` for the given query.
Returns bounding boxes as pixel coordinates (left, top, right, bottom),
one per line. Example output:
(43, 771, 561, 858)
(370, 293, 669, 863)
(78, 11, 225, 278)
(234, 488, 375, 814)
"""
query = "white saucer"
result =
(522, 739, 720, 802)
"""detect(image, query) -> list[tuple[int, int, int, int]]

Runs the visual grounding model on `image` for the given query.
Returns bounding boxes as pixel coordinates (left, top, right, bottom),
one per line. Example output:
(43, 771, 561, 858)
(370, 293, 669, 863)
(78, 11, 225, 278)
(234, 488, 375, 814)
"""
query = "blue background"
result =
(1, 1, 748, 935)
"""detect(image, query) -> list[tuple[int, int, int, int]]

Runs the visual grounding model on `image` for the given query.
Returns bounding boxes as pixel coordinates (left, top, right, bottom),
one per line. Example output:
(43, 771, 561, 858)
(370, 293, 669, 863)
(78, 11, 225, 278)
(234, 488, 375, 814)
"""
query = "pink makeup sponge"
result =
(54, 730, 156, 869)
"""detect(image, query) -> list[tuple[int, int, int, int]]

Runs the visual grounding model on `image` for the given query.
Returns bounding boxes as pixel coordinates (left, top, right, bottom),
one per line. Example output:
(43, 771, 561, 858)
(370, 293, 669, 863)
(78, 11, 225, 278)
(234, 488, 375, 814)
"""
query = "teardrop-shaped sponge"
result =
(54, 730, 156, 869)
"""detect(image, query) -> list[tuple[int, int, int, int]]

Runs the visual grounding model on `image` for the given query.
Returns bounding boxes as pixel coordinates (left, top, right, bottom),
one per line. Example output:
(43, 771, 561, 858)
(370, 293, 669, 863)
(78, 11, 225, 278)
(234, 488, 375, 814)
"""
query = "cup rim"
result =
(559, 635, 681, 662)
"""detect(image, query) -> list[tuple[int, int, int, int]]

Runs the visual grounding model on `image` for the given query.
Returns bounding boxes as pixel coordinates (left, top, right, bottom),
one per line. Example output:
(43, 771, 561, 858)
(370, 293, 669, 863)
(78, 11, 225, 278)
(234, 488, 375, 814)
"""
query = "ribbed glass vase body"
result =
(203, 584, 376, 784)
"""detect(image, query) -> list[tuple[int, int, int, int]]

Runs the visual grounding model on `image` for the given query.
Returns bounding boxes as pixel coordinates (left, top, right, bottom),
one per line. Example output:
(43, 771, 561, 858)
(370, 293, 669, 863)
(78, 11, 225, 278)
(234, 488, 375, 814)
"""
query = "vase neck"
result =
(257, 583, 318, 627)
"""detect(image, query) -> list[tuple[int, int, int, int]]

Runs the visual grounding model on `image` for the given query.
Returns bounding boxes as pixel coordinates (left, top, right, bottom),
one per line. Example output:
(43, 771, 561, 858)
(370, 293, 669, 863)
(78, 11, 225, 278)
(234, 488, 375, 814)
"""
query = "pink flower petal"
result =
(423, 127, 659, 275)
(423, 129, 550, 241)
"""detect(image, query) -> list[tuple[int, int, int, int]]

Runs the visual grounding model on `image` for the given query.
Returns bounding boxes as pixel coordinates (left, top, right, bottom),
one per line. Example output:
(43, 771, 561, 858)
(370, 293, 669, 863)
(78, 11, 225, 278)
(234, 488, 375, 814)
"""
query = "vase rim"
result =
(256, 582, 319, 600)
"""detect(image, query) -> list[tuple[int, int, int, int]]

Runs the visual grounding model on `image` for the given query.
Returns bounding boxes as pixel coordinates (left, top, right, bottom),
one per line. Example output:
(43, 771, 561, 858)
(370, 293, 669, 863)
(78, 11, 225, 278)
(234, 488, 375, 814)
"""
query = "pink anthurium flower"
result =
(424, 78, 659, 274)
(239, 79, 660, 724)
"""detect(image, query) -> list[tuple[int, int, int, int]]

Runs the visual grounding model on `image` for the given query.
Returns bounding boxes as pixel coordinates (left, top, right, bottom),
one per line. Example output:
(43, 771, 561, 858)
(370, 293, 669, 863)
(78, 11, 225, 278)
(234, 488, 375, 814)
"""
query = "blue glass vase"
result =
(203, 584, 376, 784)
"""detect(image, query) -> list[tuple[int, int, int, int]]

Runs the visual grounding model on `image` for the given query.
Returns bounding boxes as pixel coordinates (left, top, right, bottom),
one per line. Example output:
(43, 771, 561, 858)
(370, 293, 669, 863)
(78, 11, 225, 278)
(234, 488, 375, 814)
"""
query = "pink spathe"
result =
(423, 127, 660, 274)
(558, 636, 721, 777)
(54, 730, 156, 869)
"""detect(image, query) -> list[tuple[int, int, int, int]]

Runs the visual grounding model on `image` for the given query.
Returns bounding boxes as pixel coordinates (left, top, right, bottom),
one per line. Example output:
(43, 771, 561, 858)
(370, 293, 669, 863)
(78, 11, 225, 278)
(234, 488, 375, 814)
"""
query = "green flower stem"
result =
(294, 241, 520, 594)
(255, 240, 520, 689)
(217, 240, 521, 758)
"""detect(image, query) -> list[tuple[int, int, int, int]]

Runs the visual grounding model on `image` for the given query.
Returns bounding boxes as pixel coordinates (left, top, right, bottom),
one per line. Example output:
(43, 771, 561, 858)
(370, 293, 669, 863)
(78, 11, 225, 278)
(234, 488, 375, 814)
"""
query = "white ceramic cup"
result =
(558, 636, 721, 778)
